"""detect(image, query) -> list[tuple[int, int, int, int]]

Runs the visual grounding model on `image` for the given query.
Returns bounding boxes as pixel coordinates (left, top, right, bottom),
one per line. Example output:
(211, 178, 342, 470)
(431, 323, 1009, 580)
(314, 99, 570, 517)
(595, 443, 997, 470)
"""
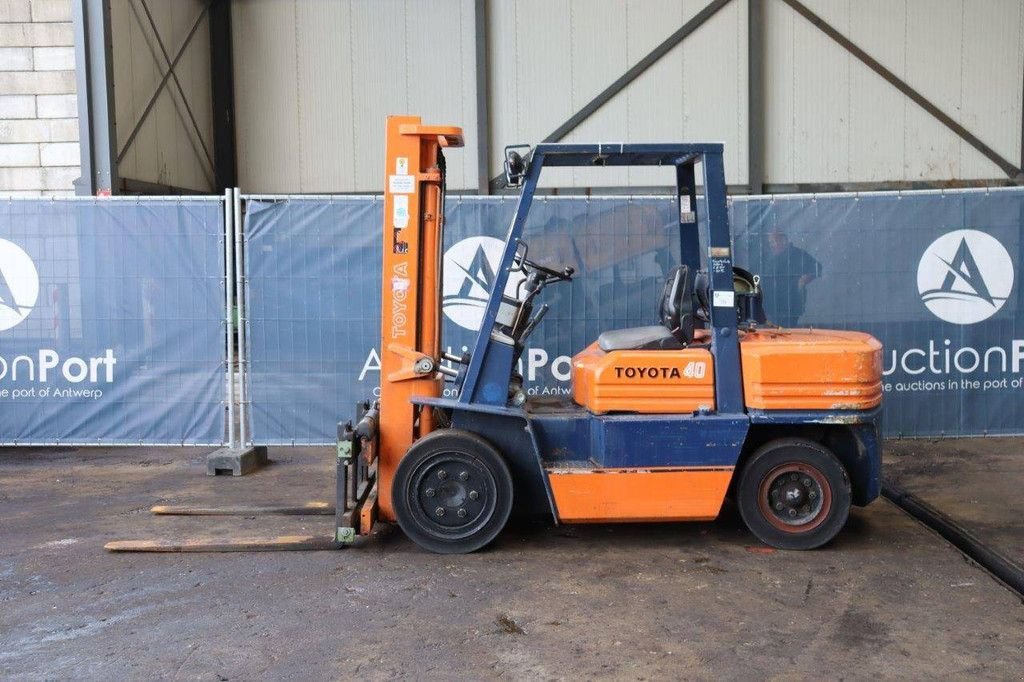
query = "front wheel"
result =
(392, 429, 513, 554)
(737, 438, 851, 550)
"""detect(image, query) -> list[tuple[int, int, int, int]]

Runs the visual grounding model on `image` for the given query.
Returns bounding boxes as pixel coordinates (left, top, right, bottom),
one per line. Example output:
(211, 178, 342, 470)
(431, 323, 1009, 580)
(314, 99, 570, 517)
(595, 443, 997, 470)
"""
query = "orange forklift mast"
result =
(377, 116, 464, 520)
(337, 117, 465, 541)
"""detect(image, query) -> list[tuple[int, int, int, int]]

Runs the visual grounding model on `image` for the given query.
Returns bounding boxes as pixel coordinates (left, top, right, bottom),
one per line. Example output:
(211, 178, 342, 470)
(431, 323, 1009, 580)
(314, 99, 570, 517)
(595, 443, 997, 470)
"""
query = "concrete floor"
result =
(886, 437, 1024, 573)
(1, 446, 1023, 679)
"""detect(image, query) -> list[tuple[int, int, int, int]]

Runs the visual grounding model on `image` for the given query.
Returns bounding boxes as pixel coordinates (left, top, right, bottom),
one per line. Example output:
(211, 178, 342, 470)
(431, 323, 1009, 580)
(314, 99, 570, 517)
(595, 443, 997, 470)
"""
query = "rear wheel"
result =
(392, 429, 513, 554)
(737, 438, 851, 550)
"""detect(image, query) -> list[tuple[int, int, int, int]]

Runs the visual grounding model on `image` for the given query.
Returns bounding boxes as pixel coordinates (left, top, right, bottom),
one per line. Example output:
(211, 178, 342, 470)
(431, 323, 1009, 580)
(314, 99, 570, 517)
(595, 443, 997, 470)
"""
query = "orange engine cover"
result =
(571, 328, 882, 414)
(739, 328, 883, 410)
(571, 341, 715, 414)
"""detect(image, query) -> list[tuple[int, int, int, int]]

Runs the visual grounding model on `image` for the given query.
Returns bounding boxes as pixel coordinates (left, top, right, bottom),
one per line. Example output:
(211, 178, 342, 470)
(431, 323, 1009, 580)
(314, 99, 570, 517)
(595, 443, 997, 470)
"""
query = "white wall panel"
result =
(233, 0, 477, 194)
(766, 0, 1023, 185)
(111, 0, 214, 192)
(228, 0, 1022, 193)
(489, 0, 748, 189)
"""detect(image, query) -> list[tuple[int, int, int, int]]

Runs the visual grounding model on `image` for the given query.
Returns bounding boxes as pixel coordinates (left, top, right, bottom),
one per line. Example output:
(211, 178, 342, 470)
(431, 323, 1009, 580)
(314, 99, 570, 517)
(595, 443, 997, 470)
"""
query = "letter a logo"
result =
(917, 229, 1013, 325)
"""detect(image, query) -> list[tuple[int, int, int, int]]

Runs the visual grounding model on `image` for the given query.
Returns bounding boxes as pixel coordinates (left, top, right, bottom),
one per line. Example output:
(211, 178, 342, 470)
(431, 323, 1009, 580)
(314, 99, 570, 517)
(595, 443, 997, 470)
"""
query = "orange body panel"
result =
(377, 116, 464, 521)
(740, 329, 883, 410)
(571, 341, 715, 414)
(547, 468, 734, 522)
(570, 328, 882, 414)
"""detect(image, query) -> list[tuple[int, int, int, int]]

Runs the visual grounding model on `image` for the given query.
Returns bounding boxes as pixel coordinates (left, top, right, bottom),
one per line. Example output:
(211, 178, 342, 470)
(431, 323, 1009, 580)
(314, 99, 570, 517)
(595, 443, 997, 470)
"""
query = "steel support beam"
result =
(128, 0, 214, 189)
(782, 0, 1024, 183)
(72, 0, 118, 195)
(117, 3, 210, 165)
(209, 0, 237, 192)
(747, 0, 765, 194)
(474, 0, 491, 195)
(489, 0, 732, 191)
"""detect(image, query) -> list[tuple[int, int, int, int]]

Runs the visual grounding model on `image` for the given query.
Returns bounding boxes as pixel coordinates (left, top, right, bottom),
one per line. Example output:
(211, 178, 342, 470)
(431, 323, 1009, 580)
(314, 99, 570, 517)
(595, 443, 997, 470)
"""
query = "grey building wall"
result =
(0, 0, 80, 197)
(229, 0, 1024, 194)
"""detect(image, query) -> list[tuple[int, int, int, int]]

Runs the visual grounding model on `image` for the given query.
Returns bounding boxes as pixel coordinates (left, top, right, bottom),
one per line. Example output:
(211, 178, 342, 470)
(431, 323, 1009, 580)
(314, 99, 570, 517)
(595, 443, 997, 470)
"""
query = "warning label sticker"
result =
(388, 175, 415, 194)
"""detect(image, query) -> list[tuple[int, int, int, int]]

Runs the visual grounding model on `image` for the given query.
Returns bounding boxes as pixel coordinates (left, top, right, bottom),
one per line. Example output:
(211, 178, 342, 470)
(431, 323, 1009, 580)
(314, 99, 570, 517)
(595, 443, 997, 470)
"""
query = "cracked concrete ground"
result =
(1, 446, 1022, 679)
(887, 436, 1024, 574)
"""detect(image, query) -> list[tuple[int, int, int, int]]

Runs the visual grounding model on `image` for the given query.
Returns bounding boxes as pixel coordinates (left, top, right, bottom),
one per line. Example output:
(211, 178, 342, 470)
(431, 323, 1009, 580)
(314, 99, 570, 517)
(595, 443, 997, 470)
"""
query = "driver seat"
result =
(597, 265, 695, 351)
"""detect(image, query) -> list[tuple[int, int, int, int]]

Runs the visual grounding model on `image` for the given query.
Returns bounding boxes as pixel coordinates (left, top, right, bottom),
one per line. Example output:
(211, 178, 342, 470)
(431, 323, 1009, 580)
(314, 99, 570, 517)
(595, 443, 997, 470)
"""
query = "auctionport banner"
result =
(243, 189, 1024, 444)
(0, 199, 226, 445)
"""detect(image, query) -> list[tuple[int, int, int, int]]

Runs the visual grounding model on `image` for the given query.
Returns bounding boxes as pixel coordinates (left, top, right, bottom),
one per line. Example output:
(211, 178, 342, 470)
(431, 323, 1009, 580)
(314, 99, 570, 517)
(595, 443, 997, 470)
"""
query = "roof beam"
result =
(781, 0, 1024, 183)
(489, 0, 732, 191)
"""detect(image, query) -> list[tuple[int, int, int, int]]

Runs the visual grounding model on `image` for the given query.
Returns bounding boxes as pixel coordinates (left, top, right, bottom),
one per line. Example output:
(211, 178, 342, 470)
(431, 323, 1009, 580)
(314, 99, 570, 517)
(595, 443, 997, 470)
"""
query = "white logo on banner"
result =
(917, 229, 1014, 325)
(0, 238, 39, 332)
(443, 236, 526, 330)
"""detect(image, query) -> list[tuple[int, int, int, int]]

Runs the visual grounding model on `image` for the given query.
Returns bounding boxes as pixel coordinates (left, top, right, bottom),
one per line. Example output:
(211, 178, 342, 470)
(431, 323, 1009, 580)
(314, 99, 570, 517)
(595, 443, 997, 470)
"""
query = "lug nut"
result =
(788, 508, 797, 517)
(790, 473, 798, 481)
(802, 478, 812, 487)
(469, 490, 479, 500)
(435, 507, 445, 517)
(459, 471, 469, 481)
(425, 488, 435, 497)
(808, 491, 817, 499)
(437, 470, 448, 480)
(774, 502, 783, 511)
(457, 508, 467, 518)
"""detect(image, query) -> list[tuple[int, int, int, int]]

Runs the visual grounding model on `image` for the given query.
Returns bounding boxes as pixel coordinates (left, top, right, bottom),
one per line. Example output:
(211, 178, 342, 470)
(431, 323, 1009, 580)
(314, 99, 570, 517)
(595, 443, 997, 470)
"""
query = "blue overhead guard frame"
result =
(456, 143, 745, 417)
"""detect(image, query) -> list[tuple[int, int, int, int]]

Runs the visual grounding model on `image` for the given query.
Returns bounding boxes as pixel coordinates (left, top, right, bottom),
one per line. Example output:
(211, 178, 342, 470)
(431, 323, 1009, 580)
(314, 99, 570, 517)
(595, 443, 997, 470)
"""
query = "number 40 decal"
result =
(683, 361, 707, 379)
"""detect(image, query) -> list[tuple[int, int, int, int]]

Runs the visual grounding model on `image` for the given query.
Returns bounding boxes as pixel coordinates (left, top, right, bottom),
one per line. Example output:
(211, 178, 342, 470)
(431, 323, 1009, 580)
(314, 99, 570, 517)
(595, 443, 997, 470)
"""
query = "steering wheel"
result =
(516, 255, 575, 282)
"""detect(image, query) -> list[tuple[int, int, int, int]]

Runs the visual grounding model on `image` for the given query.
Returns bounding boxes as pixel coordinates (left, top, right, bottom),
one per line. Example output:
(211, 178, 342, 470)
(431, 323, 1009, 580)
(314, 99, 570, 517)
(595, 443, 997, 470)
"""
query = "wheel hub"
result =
(759, 463, 830, 531)
(413, 456, 491, 531)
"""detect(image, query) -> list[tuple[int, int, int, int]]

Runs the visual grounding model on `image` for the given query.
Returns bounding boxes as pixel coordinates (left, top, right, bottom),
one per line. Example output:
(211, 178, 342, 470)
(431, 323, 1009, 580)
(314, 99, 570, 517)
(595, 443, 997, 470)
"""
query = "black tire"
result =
(392, 429, 513, 554)
(737, 437, 851, 550)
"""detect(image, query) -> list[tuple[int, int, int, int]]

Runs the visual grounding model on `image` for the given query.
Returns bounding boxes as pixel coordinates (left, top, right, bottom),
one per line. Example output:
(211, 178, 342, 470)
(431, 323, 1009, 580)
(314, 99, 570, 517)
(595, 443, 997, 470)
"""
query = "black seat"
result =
(597, 265, 694, 352)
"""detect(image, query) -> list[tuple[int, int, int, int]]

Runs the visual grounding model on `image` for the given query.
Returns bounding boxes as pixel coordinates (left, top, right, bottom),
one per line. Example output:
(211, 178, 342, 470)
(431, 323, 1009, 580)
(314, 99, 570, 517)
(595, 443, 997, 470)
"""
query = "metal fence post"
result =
(233, 188, 248, 446)
(223, 188, 237, 448)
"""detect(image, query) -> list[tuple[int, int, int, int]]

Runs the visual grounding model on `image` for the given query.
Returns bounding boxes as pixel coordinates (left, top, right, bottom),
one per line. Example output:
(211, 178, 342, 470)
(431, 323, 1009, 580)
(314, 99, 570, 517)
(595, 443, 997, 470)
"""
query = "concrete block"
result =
(0, 46, 32, 70)
(0, 142, 38, 166)
(35, 92, 73, 117)
(0, 118, 51, 142)
(32, 45, 71, 70)
(47, 116, 75, 140)
(0, 1, 31, 23)
(0, 94, 34, 117)
(0, 22, 72, 47)
(206, 446, 269, 476)
(0, 69, 73, 94)
(30, 0, 71, 23)
(39, 139, 74, 165)
(41, 164, 76, 190)
(0, 165, 42, 190)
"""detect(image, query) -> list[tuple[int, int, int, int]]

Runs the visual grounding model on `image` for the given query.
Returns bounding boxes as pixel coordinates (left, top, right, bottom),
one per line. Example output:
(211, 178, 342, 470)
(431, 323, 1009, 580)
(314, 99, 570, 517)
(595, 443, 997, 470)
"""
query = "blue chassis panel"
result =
(414, 397, 883, 515)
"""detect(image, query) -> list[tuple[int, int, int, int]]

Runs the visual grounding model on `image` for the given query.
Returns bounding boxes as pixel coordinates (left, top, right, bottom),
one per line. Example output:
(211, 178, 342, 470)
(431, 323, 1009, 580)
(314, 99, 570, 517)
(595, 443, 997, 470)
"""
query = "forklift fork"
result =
(104, 404, 379, 553)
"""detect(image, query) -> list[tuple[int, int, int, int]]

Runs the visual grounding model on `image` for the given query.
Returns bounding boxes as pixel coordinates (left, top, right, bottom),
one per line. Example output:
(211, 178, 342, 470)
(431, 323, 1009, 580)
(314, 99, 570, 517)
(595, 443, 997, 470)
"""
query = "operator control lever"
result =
(519, 304, 549, 342)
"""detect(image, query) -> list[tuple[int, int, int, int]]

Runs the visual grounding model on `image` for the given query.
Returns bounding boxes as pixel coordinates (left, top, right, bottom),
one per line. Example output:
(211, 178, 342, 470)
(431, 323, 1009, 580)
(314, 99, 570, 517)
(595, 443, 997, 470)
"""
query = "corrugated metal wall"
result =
(226, 0, 1022, 193)
(232, 0, 478, 193)
(110, 0, 214, 192)
(766, 0, 1024, 185)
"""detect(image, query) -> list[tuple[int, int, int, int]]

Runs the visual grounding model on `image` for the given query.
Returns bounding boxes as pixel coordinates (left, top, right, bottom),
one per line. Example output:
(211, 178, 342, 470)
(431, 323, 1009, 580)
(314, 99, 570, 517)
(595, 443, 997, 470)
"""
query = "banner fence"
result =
(2, 187, 1020, 446)
(0, 197, 229, 445)
(241, 187, 1024, 444)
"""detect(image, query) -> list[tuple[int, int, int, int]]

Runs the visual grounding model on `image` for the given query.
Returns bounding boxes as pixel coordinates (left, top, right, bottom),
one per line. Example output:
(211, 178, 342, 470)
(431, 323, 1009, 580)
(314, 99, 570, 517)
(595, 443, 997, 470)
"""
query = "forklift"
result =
(339, 116, 883, 554)
(107, 116, 882, 555)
